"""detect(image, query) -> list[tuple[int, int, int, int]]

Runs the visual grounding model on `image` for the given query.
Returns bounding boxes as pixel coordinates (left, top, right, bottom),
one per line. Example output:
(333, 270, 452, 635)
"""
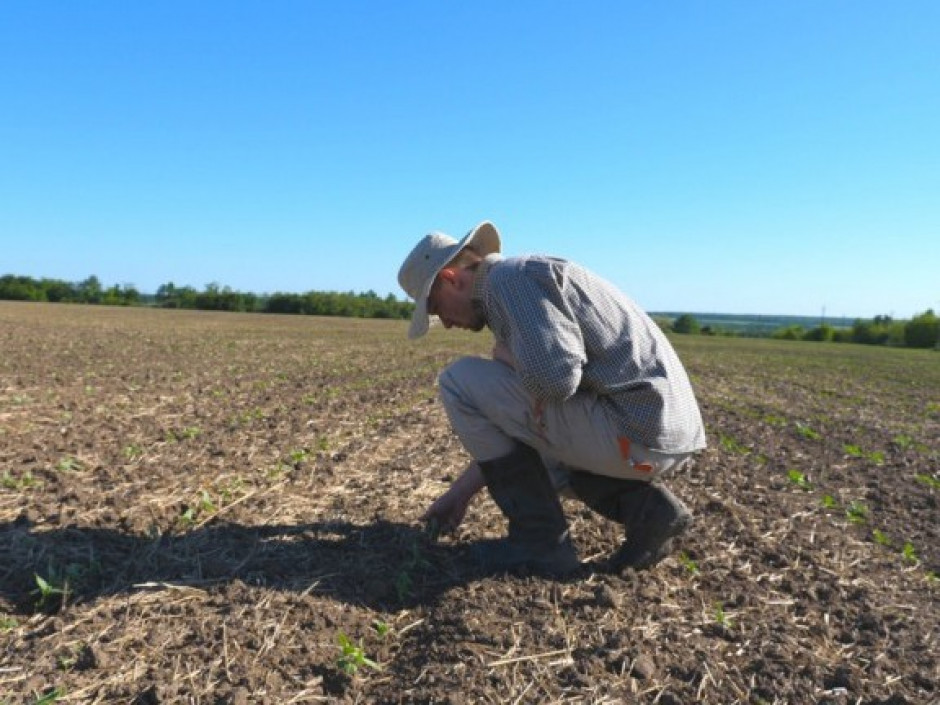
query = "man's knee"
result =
(438, 356, 485, 412)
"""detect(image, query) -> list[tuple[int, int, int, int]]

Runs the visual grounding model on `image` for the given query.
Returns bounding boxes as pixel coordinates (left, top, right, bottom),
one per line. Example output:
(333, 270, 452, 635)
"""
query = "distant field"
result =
(1, 302, 937, 703)
(655, 311, 857, 334)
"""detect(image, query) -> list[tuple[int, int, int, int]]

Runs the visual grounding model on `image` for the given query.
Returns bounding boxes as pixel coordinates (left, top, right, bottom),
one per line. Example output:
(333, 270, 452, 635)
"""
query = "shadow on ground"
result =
(0, 517, 491, 614)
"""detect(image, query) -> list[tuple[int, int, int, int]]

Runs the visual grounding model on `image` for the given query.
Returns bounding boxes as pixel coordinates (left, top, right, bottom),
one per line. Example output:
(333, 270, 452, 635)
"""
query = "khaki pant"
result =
(438, 356, 692, 493)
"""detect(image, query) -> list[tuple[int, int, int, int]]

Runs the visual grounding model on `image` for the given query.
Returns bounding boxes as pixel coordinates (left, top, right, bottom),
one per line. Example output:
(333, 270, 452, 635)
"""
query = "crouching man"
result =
(398, 221, 706, 575)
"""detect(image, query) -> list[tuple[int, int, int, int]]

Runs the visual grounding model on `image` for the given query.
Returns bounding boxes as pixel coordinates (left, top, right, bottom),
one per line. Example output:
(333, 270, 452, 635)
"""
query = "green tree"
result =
(672, 314, 701, 335)
(904, 310, 939, 349)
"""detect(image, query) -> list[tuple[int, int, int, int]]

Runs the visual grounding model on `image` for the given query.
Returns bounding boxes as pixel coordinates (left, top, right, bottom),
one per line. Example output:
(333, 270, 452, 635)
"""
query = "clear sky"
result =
(2, 2, 938, 319)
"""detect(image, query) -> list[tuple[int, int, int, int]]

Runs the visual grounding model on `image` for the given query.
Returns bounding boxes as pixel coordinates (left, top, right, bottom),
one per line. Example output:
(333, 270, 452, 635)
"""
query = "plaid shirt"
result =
(472, 254, 706, 453)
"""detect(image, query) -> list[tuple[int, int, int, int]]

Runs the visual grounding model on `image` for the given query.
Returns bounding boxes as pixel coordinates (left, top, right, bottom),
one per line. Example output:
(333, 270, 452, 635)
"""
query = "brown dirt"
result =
(1, 302, 937, 704)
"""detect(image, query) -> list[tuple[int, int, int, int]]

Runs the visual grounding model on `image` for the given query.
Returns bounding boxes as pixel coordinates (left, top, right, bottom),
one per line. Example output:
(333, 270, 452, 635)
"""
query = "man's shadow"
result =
(0, 516, 475, 614)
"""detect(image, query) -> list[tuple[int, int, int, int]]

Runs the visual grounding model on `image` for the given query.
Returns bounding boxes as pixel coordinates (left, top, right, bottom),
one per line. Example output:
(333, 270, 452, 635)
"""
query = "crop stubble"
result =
(0, 302, 937, 704)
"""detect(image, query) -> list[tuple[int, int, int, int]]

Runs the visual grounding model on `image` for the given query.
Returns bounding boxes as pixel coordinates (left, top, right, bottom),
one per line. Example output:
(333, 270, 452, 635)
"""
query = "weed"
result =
(901, 541, 918, 564)
(762, 414, 787, 427)
(336, 632, 380, 675)
(820, 494, 838, 510)
(0, 615, 17, 631)
(787, 469, 812, 491)
(872, 529, 891, 546)
(846, 500, 868, 525)
(794, 422, 821, 441)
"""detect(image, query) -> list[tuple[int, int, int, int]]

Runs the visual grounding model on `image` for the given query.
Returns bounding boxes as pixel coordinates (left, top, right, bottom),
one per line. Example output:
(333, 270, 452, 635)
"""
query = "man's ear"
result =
(438, 267, 458, 286)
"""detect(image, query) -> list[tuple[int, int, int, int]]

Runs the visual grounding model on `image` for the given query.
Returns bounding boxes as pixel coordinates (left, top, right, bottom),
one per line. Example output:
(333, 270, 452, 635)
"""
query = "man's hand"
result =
(421, 489, 471, 537)
(421, 462, 486, 538)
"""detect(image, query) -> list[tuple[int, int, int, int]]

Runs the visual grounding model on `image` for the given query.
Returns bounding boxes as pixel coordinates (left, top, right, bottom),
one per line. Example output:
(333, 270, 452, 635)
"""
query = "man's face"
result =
(427, 268, 485, 332)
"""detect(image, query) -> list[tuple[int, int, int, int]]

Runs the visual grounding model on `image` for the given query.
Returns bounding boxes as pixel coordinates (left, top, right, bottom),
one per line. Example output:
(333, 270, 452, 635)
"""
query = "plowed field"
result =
(1, 302, 937, 704)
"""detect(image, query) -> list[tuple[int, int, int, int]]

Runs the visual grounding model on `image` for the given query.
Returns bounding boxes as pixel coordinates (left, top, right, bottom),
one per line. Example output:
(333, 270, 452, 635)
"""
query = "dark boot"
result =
(474, 443, 580, 576)
(570, 471, 692, 571)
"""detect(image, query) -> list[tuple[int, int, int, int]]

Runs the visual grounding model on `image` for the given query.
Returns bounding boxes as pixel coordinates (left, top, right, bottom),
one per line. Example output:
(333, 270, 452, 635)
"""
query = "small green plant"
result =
(718, 433, 748, 455)
(55, 456, 83, 473)
(846, 500, 868, 525)
(31, 688, 65, 705)
(2, 470, 40, 490)
(372, 620, 391, 638)
(713, 602, 732, 628)
(0, 615, 18, 631)
(34, 573, 67, 611)
(787, 469, 812, 491)
(794, 422, 821, 441)
(915, 474, 940, 490)
(893, 435, 914, 451)
(820, 494, 838, 510)
(843, 444, 885, 465)
(678, 551, 699, 575)
(288, 448, 309, 464)
(336, 633, 380, 675)
(901, 541, 918, 564)
(123, 443, 144, 461)
(872, 529, 891, 546)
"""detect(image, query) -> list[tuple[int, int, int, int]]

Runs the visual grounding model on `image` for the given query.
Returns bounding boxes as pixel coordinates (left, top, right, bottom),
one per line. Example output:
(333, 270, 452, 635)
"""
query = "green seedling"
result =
(893, 435, 914, 451)
(794, 422, 821, 441)
(718, 433, 748, 455)
(288, 448, 309, 464)
(713, 602, 732, 628)
(846, 500, 868, 524)
(787, 469, 812, 491)
(678, 551, 699, 575)
(0, 615, 17, 631)
(336, 633, 380, 675)
(901, 541, 918, 565)
(32, 688, 65, 705)
(123, 443, 144, 461)
(915, 474, 940, 490)
(820, 494, 838, 510)
(843, 444, 885, 465)
(872, 529, 891, 546)
(1, 470, 40, 490)
(55, 456, 83, 473)
(372, 620, 391, 638)
(34, 573, 67, 611)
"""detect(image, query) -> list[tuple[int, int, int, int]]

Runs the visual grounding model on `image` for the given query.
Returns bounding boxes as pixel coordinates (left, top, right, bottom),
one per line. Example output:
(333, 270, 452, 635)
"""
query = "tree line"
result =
(668, 312, 940, 349)
(0, 274, 414, 320)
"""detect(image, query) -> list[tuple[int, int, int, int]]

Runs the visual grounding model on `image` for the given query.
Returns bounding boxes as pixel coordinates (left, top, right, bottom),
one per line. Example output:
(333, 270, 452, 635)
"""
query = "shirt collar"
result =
(471, 253, 500, 318)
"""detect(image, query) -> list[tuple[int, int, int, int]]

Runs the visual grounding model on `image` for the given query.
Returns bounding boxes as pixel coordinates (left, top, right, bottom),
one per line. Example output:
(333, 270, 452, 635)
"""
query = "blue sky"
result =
(2, 2, 937, 318)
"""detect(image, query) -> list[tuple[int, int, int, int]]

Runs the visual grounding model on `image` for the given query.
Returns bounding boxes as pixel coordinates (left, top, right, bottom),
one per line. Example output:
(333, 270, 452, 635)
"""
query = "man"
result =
(398, 221, 706, 575)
